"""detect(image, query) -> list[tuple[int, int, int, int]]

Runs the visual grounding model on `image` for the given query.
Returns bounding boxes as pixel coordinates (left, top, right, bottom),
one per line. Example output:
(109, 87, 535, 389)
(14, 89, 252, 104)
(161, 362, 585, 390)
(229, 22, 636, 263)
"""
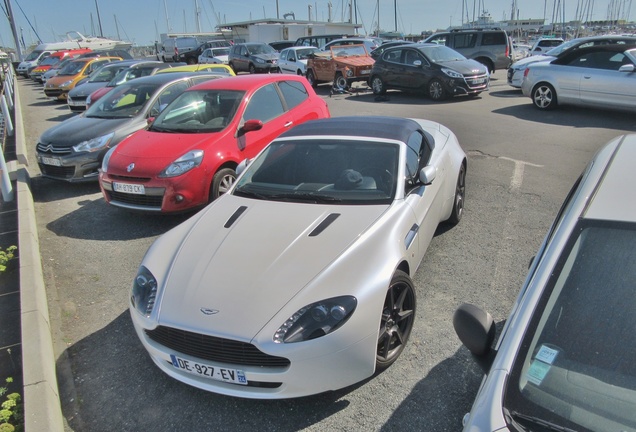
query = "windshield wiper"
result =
(233, 188, 269, 200)
(269, 192, 341, 203)
(509, 410, 578, 432)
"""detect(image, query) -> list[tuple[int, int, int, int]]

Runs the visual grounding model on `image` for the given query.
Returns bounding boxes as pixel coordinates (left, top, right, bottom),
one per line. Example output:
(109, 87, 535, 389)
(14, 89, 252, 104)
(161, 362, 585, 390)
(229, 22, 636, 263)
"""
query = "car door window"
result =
(568, 50, 628, 70)
(277, 80, 308, 110)
(243, 84, 285, 122)
(384, 49, 402, 64)
(452, 33, 477, 49)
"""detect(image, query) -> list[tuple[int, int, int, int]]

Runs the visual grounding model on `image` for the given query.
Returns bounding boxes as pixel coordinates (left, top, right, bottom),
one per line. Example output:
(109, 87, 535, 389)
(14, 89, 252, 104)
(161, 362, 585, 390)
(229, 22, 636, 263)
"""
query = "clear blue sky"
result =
(0, 0, 625, 50)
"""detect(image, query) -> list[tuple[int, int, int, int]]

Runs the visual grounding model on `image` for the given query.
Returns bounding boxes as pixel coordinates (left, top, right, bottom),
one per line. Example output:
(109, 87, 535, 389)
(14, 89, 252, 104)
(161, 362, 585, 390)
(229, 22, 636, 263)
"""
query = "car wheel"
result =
(376, 270, 416, 372)
(210, 168, 236, 201)
(428, 79, 447, 101)
(249, 63, 257, 74)
(229, 62, 237, 73)
(447, 162, 466, 225)
(297, 69, 303, 76)
(370, 75, 386, 95)
(475, 57, 494, 74)
(334, 73, 349, 91)
(186, 57, 197, 65)
(306, 70, 317, 87)
(532, 82, 558, 110)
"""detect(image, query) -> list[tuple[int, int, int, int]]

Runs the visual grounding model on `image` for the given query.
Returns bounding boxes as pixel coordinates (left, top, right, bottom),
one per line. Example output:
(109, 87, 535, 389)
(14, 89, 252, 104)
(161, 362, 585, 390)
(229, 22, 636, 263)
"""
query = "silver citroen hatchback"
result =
(454, 134, 636, 432)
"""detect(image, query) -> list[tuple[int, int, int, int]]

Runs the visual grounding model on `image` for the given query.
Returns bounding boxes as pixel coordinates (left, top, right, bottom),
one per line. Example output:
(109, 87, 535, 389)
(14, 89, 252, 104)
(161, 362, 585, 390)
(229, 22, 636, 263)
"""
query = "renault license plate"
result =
(170, 355, 248, 385)
(113, 182, 145, 195)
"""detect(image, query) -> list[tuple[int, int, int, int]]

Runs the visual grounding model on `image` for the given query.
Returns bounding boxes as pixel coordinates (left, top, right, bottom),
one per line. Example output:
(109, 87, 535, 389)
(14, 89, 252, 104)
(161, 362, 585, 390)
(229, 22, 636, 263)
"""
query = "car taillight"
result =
(523, 68, 529, 77)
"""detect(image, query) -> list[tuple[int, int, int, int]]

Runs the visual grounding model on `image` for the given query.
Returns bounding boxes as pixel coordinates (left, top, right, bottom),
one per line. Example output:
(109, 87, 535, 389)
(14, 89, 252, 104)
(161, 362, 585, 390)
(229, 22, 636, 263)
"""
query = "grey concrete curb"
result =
(14, 76, 65, 432)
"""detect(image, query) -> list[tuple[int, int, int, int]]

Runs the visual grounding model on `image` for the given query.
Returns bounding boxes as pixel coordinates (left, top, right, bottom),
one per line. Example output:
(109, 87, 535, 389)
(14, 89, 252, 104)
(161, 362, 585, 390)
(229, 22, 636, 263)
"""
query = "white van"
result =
(16, 49, 57, 77)
(160, 37, 199, 62)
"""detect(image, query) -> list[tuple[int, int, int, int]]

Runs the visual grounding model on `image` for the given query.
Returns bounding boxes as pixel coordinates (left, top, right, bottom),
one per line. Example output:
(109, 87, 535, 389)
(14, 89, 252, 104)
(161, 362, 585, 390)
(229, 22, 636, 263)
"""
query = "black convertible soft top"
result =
(279, 116, 423, 143)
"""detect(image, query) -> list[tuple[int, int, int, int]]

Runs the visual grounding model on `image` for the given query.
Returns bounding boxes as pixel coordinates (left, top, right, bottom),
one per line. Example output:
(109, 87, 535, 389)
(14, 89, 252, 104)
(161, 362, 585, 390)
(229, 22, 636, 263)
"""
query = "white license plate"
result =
(170, 355, 248, 385)
(68, 99, 86, 106)
(360, 69, 371, 74)
(113, 182, 145, 195)
(471, 78, 486, 84)
(41, 156, 61, 166)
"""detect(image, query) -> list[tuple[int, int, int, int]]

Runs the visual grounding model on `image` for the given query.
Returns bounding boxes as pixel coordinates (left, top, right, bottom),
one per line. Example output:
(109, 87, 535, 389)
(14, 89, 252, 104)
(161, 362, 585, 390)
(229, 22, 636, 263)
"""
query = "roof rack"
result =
(450, 27, 502, 32)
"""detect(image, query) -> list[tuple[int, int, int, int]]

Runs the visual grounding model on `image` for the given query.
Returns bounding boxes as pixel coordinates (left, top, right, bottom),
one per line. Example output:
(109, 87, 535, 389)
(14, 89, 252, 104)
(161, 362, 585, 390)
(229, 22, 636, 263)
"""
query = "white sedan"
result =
(278, 46, 319, 75)
(129, 116, 467, 399)
(198, 47, 230, 65)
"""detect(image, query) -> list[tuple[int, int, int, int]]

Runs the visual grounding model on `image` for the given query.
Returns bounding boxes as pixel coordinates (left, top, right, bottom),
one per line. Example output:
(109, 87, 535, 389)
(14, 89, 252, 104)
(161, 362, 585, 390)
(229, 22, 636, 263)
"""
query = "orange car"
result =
(43, 56, 122, 101)
(305, 44, 375, 92)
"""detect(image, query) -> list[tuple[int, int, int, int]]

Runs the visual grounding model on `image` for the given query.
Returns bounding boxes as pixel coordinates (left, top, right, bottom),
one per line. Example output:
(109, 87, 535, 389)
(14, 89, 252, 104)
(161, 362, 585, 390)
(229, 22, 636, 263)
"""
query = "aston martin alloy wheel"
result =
(376, 270, 416, 371)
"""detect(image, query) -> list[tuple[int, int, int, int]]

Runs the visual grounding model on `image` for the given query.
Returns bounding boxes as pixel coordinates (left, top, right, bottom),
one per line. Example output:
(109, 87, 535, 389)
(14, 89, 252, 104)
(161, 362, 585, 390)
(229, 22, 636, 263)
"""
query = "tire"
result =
(306, 70, 317, 87)
(428, 79, 447, 101)
(210, 168, 236, 201)
(249, 63, 257, 74)
(333, 73, 349, 91)
(297, 69, 303, 76)
(229, 62, 237, 73)
(370, 75, 386, 95)
(447, 162, 466, 225)
(376, 270, 416, 372)
(186, 57, 197, 65)
(475, 57, 494, 74)
(532, 82, 557, 110)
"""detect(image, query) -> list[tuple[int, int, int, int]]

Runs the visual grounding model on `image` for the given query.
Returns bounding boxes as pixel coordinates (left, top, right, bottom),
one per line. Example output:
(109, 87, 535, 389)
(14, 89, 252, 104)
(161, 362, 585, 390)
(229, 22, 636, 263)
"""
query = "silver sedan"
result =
(521, 44, 636, 111)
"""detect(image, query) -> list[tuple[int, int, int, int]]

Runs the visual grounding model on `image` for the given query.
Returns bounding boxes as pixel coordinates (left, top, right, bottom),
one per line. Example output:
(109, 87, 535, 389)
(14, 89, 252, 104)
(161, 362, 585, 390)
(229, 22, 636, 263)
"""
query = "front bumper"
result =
(130, 308, 377, 399)
(100, 170, 209, 213)
(36, 146, 105, 182)
(507, 68, 523, 88)
(44, 88, 69, 100)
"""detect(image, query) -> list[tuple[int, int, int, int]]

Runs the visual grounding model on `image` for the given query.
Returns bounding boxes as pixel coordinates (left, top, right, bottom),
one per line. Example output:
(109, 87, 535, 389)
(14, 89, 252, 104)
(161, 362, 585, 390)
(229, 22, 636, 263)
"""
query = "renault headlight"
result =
(131, 266, 158, 317)
(159, 150, 204, 178)
(101, 146, 116, 173)
(273, 296, 357, 343)
(441, 68, 463, 79)
(73, 132, 114, 153)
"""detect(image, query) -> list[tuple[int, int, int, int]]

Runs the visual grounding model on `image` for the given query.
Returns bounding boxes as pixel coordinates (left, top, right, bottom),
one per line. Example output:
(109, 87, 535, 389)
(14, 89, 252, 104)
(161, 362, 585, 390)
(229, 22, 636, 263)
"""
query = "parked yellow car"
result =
(44, 56, 123, 101)
(155, 63, 235, 76)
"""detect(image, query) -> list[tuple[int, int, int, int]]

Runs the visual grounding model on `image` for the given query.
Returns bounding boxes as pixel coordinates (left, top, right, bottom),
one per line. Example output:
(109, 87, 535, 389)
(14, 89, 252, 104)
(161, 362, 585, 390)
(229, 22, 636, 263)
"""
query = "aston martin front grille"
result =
(145, 326, 290, 368)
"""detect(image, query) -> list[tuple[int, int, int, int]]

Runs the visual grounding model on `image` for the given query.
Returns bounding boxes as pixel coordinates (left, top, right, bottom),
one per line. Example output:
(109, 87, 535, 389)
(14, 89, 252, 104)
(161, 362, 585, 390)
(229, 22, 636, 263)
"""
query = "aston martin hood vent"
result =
(308, 213, 340, 236)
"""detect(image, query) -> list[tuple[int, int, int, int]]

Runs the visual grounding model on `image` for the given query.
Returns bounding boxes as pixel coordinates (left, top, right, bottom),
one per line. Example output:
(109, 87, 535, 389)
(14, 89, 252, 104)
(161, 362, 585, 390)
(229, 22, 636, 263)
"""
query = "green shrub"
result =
(0, 246, 17, 273)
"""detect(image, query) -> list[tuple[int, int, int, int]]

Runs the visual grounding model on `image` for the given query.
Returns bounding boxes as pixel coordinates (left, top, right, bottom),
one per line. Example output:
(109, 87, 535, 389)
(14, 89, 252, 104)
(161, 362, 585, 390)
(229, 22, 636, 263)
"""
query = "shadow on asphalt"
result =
(30, 176, 189, 241)
(58, 312, 352, 432)
(490, 103, 636, 130)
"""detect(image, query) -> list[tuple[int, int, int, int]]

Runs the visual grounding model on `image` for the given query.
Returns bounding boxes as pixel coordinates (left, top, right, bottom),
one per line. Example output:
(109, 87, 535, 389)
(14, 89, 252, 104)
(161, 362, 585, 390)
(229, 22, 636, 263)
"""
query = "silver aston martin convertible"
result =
(129, 116, 467, 398)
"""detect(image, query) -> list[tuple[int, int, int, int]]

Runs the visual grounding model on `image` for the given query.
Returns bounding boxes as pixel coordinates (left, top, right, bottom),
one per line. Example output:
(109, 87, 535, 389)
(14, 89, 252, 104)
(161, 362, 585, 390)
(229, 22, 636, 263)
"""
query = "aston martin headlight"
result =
(441, 68, 463, 79)
(273, 296, 357, 343)
(159, 150, 204, 178)
(73, 132, 114, 153)
(131, 266, 158, 317)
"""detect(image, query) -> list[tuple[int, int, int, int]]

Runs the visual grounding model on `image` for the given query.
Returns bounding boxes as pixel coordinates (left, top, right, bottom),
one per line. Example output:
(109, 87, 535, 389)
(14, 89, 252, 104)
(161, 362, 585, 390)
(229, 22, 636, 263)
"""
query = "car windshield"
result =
(210, 48, 229, 56)
(296, 48, 319, 59)
(504, 220, 636, 432)
(58, 60, 88, 75)
(150, 89, 244, 133)
(24, 50, 43, 61)
(39, 56, 61, 66)
(88, 65, 124, 83)
(234, 139, 399, 205)
(85, 82, 161, 119)
(419, 45, 466, 62)
(331, 45, 368, 57)
(247, 44, 276, 55)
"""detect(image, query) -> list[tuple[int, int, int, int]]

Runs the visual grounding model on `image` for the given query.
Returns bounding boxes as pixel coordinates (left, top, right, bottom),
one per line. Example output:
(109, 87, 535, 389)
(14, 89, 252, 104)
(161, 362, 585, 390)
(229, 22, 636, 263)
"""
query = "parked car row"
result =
(21, 42, 636, 431)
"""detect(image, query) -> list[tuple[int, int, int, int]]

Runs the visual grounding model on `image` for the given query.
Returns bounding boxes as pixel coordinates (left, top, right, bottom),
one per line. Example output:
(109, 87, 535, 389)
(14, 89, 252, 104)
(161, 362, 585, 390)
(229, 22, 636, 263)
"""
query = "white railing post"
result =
(1, 95, 13, 137)
(0, 145, 14, 201)
(3, 82, 14, 110)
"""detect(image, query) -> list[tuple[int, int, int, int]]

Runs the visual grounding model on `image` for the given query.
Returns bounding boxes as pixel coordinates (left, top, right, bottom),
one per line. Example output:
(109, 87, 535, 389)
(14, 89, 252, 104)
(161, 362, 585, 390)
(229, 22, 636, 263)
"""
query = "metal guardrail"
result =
(0, 57, 15, 202)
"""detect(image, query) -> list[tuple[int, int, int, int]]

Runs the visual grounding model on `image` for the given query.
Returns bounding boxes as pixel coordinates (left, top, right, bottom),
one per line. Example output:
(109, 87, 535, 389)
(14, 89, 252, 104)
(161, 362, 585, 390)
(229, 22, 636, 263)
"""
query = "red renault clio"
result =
(99, 74, 330, 213)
